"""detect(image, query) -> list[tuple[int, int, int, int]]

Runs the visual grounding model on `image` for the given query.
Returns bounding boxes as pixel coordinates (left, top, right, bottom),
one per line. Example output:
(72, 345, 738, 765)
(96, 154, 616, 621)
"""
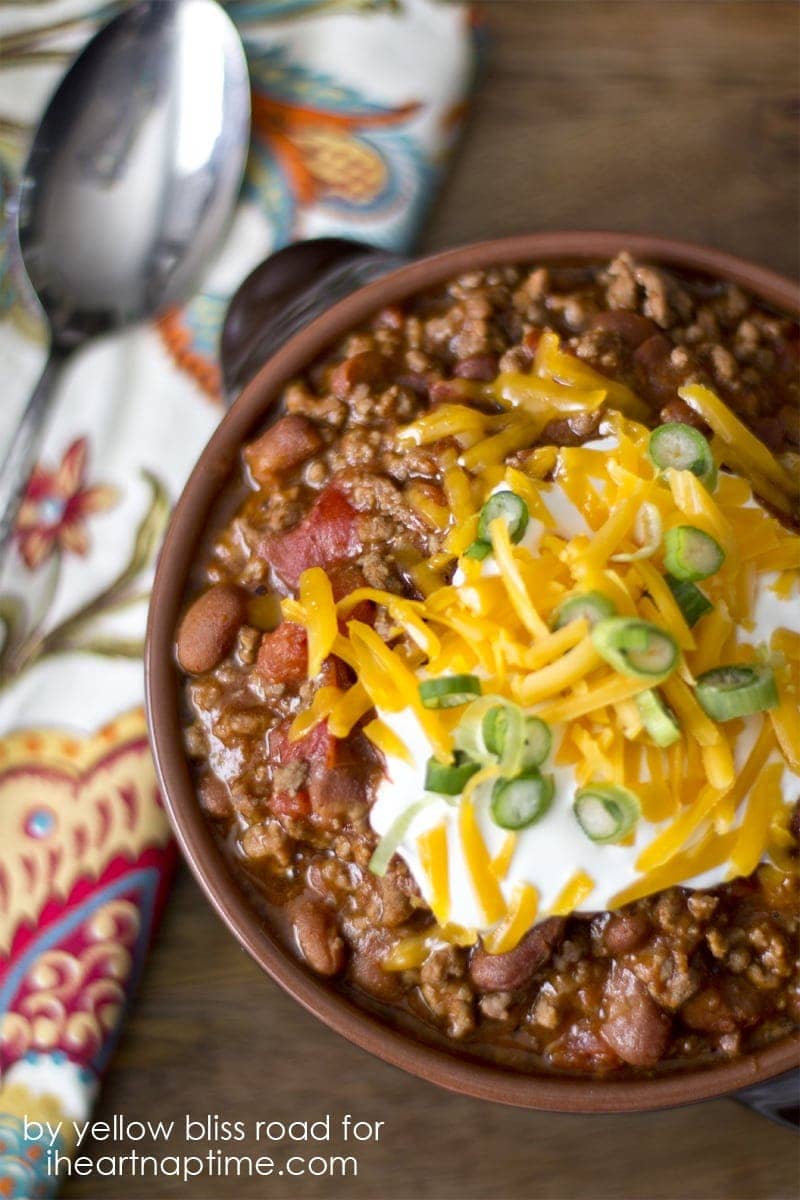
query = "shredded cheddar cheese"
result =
(459, 797, 507, 924)
(483, 883, 539, 954)
(550, 870, 595, 916)
(490, 832, 517, 880)
(418, 824, 451, 925)
(278, 372, 798, 951)
(363, 717, 413, 764)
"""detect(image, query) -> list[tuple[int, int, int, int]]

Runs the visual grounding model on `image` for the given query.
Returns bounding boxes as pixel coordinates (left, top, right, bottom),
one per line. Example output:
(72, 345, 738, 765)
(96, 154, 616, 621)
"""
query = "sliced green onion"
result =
(665, 574, 713, 627)
(482, 702, 524, 761)
(611, 502, 663, 562)
(477, 490, 529, 545)
(369, 799, 431, 876)
(695, 664, 779, 722)
(491, 770, 554, 830)
(648, 422, 717, 489)
(454, 695, 505, 763)
(481, 701, 526, 774)
(574, 784, 641, 844)
(663, 525, 725, 582)
(552, 590, 616, 631)
(419, 674, 482, 709)
(636, 689, 681, 747)
(520, 717, 552, 768)
(424, 752, 481, 795)
(464, 539, 491, 561)
(592, 617, 679, 681)
(457, 699, 553, 776)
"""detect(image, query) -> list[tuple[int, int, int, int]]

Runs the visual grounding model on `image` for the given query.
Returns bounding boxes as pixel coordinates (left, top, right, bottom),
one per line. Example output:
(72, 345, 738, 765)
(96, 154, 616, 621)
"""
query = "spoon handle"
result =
(0, 344, 69, 560)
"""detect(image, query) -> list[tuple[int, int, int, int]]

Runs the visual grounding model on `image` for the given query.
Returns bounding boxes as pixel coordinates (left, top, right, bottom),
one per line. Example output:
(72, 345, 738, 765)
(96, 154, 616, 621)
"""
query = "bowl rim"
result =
(145, 231, 800, 1113)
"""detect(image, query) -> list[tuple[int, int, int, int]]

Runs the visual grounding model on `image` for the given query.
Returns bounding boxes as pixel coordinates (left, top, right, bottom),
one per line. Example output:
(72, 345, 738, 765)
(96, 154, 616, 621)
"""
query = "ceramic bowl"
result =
(146, 232, 800, 1111)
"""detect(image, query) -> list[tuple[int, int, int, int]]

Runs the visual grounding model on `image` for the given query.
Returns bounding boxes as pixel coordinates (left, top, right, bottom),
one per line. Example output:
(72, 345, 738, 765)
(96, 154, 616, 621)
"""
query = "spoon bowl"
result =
(1, 0, 250, 549)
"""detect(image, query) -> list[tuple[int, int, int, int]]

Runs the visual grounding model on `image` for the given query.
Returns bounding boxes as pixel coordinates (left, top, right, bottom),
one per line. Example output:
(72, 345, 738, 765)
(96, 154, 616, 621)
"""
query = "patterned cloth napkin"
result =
(0, 3, 476, 1194)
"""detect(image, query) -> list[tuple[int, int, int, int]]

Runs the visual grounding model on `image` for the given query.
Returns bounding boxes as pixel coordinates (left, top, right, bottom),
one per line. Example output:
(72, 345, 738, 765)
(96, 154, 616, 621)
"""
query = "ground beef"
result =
(178, 255, 799, 1079)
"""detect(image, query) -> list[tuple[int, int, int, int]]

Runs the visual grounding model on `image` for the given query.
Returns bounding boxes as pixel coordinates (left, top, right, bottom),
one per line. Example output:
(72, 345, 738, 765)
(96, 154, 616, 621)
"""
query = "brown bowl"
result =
(146, 232, 800, 1112)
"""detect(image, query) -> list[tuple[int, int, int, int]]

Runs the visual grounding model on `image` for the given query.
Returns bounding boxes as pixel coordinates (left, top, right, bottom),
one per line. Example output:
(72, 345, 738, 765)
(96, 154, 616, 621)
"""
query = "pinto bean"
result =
(599, 964, 671, 1066)
(603, 911, 650, 955)
(176, 584, 247, 674)
(244, 415, 323, 484)
(289, 895, 346, 977)
(469, 917, 566, 993)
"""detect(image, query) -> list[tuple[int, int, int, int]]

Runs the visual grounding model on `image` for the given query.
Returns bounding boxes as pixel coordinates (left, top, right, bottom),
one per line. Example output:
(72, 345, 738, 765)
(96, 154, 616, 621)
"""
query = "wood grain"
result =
(66, 3, 798, 1197)
(423, 0, 799, 278)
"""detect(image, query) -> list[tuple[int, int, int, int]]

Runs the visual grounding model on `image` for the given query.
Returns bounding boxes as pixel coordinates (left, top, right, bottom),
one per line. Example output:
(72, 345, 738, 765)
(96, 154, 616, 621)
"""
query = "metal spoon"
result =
(1, 0, 250, 553)
(220, 238, 405, 403)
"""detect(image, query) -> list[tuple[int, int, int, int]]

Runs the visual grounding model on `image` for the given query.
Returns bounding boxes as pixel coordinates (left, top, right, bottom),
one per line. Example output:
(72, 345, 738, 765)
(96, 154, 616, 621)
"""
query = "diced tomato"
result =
(256, 620, 308, 685)
(268, 718, 375, 824)
(269, 718, 339, 770)
(327, 560, 375, 627)
(262, 485, 362, 589)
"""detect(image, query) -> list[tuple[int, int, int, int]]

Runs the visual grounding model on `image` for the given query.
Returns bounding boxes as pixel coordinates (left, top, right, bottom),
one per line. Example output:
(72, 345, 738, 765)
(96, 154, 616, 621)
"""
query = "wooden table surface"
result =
(66, 4, 798, 1198)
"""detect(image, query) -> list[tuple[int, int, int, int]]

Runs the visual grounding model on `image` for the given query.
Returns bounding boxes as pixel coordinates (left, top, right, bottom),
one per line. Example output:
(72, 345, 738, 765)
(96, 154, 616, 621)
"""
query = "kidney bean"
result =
(348, 933, 405, 1002)
(244, 414, 322, 484)
(682, 987, 738, 1035)
(429, 379, 477, 404)
(600, 965, 671, 1066)
(330, 351, 388, 398)
(603, 911, 650, 955)
(633, 333, 685, 406)
(175, 584, 247, 674)
(289, 895, 346, 977)
(682, 976, 762, 1035)
(658, 396, 710, 433)
(589, 310, 659, 349)
(454, 354, 498, 381)
(469, 918, 566, 993)
(541, 410, 601, 447)
(547, 1021, 622, 1073)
